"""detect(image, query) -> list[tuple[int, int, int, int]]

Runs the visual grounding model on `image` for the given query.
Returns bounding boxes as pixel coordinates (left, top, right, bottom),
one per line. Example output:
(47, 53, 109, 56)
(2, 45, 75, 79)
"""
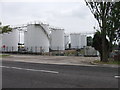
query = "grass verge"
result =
(0, 54, 10, 58)
(93, 60, 120, 65)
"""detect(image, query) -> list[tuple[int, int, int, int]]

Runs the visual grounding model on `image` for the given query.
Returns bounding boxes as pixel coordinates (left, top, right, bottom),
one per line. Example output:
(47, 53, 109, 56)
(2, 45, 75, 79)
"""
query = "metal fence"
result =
(0, 46, 99, 57)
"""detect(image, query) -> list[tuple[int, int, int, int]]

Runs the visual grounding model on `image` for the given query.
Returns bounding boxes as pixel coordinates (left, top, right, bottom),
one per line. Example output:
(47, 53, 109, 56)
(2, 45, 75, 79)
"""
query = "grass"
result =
(93, 60, 120, 65)
(0, 54, 10, 58)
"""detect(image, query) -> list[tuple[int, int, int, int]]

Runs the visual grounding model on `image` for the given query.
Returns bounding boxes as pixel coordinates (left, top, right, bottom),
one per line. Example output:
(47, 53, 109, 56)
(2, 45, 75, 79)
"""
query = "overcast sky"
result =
(1, 0, 99, 34)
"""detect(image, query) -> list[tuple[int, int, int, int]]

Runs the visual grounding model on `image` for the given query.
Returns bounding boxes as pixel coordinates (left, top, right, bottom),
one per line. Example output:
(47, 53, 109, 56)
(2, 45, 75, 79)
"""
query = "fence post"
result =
(40, 46, 42, 55)
(7, 46, 8, 52)
(77, 46, 79, 56)
(42, 48, 44, 56)
(12, 46, 13, 53)
(57, 46, 59, 56)
(4, 47, 5, 52)
(49, 46, 50, 56)
(6, 47, 7, 52)
(31, 47, 33, 54)
(35, 46, 37, 53)
(27, 47, 28, 53)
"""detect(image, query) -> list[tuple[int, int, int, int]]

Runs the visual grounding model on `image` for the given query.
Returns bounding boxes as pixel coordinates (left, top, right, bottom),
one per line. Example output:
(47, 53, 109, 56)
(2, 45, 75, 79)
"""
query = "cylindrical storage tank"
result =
(0, 34, 2, 52)
(24, 24, 50, 52)
(70, 33, 82, 49)
(64, 34, 69, 49)
(41, 23, 50, 35)
(81, 34, 87, 48)
(24, 30, 28, 48)
(1, 29, 19, 51)
(50, 28, 64, 50)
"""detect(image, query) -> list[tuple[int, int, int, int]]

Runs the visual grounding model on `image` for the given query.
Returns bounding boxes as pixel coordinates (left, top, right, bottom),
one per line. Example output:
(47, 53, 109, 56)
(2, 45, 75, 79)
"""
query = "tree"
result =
(92, 30, 109, 60)
(0, 22, 2, 30)
(85, 1, 120, 62)
(106, 2, 120, 55)
(0, 22, 12, 34)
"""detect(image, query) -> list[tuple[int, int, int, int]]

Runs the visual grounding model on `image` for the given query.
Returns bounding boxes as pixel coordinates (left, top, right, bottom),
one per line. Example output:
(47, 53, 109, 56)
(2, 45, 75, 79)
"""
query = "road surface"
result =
(2, 60, 119, 88)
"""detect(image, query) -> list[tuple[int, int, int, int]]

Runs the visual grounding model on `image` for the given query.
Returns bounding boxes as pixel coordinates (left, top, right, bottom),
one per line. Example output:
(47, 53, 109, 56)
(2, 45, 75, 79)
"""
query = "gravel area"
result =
(2, 54, 100, 65)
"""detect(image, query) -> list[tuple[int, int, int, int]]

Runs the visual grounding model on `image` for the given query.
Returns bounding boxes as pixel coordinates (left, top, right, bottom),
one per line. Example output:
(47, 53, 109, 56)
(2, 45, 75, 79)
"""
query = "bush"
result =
(114, 54, 120, 61)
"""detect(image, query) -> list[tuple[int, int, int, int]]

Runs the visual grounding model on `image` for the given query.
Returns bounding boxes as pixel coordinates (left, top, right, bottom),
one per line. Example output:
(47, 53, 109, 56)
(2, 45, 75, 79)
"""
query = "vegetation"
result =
(0, 54, 10, 58)
(93, 60, 120, 65)
(0, 22, 12, 34)
(92, 30, 109, 60)
(85, 1, 120, 62)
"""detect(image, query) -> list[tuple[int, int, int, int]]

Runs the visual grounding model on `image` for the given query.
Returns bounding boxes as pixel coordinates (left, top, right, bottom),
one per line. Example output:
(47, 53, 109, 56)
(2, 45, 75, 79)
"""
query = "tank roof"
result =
(70, 33, 81, 35)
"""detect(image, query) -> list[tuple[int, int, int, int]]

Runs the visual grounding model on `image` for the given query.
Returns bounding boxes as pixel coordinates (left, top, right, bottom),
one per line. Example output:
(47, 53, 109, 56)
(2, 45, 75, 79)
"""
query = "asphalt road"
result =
(2, 60, 119, 88)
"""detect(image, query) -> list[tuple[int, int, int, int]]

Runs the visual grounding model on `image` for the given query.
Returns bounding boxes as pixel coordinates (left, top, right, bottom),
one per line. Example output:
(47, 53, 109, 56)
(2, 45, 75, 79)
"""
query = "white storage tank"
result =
(0, 34, 2, 52)
(64, 34, 69, 49)
(1, 29, 19, 51)
(50, 28, 65, 50)
(81, 34, 87, 48)
(70, 33, 82, 49)
(24, 23, 50, 52)
(24, 30, 28, 48)
(70, 33, 87, 49)
(41, 23, 50, 35)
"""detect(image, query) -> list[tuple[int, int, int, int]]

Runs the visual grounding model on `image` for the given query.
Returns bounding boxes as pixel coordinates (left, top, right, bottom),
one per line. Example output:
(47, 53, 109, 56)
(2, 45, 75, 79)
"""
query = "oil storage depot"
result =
(1, 21, 90, 54)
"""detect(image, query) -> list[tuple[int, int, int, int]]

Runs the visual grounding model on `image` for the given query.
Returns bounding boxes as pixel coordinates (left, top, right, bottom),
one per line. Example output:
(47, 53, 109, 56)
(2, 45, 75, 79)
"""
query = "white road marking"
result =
(114, 76, 120, 79)
(0, 66, 59, 74)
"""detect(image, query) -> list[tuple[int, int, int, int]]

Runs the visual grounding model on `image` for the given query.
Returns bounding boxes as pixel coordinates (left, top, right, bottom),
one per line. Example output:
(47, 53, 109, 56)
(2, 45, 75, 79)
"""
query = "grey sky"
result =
(1, 0, 98, 34)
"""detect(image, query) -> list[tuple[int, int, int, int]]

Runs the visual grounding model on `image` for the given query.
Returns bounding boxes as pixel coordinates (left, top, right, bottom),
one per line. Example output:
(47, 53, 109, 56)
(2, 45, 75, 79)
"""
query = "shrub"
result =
(114, 54, 120, 61)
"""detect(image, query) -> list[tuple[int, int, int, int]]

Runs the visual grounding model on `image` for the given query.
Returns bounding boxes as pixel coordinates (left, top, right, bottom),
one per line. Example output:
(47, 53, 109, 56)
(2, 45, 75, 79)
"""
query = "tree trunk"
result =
(101, 33, 108, 62)
(101, 14, 108, 62)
